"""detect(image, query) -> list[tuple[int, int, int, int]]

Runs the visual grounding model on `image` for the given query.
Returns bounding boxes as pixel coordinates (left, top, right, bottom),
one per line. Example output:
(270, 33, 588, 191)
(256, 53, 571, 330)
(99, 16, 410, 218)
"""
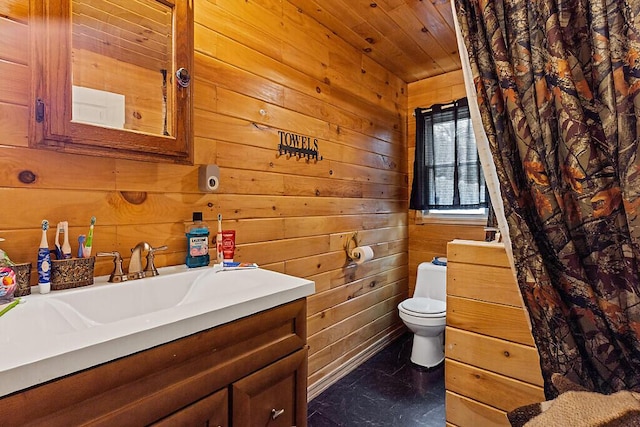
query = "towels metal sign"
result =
(277, 130, 323, 162)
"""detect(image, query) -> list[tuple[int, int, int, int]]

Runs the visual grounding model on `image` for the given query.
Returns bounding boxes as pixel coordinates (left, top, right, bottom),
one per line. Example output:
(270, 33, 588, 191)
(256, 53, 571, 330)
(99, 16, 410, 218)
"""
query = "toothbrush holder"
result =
(10, 262, 32, 297)
(51, 257, 95, 291)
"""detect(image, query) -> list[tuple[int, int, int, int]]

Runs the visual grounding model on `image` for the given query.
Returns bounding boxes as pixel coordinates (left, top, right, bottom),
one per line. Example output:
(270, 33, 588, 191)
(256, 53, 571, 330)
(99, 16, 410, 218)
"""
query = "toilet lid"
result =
(400, 297, 446, 316)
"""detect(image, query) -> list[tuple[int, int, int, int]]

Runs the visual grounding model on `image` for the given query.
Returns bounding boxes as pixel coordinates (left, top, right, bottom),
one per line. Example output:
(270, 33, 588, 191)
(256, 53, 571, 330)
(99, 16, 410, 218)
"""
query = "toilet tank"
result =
(413, 261, 447, 301)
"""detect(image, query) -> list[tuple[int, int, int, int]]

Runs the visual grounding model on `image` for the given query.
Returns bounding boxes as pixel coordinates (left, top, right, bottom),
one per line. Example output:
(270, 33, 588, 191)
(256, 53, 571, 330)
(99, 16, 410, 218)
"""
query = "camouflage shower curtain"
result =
(454, 0, 640, 398)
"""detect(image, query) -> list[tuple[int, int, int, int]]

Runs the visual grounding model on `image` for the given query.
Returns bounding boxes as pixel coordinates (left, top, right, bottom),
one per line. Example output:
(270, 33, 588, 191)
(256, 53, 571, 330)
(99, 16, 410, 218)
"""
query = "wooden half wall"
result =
(0, 0, 407, 394)
(445, 240, 544, 427)
(407, 71, 486, 295)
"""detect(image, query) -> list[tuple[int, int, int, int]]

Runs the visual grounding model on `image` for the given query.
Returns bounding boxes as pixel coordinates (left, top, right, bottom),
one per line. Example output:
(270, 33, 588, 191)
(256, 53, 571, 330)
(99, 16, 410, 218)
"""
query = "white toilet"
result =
(398, 260, 447, 368)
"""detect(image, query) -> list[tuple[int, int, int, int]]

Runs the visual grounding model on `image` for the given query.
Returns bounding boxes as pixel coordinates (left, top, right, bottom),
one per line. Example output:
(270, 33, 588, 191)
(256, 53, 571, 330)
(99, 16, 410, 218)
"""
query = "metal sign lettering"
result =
(277, 130, 323, 162)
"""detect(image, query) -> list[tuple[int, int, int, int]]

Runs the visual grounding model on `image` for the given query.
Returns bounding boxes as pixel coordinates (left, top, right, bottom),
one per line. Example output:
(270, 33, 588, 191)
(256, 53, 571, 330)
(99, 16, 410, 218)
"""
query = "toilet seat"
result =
(399, 297, 445, 318)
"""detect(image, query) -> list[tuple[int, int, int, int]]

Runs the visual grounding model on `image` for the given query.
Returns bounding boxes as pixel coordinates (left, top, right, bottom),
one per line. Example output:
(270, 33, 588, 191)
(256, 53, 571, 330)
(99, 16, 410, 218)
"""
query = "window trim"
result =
(414, 208, 488, 226)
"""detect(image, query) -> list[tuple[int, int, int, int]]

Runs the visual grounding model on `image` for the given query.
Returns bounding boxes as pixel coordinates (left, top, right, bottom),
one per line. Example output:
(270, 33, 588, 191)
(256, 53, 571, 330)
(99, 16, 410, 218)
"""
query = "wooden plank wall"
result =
(0, 0, 408, 394)
(445, 240, 544, 427)
(406, 71, 485, 295)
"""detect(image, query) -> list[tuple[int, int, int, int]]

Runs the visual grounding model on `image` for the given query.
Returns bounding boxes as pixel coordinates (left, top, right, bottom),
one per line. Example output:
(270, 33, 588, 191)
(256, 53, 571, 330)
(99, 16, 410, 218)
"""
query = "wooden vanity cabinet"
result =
(152, 388, 229, 427)
(152, 349, 308, 427)
(0, 299, 308, 427)
(232, 349, 307, 427)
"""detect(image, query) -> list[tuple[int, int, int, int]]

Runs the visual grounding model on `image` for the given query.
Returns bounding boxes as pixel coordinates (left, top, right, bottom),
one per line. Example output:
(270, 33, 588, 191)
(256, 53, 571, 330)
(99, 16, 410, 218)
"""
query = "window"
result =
(410, 98, 487, 217)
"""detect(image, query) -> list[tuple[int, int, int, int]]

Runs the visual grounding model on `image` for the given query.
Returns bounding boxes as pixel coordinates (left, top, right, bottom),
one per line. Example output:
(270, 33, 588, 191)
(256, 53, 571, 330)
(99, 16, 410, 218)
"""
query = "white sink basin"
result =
(49, 266, 207, 324)
(0, 265, 314, 397)
(0, 298, 97, 345)
(179, 267, 312, 305)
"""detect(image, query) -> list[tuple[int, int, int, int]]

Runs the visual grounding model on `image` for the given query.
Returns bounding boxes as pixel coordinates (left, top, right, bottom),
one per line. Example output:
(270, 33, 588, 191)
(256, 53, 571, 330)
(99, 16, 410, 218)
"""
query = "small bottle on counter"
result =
(185, 212, 210, 268)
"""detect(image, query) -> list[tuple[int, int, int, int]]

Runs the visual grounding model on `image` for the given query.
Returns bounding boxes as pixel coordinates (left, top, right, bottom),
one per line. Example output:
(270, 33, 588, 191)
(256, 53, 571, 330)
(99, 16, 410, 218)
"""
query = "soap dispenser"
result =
(185, 212, 210, 268)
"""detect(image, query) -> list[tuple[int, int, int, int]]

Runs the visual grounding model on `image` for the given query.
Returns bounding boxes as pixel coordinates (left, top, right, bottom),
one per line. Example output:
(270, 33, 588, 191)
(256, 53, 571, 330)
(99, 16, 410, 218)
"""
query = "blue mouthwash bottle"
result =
(186, 212, 210, 268)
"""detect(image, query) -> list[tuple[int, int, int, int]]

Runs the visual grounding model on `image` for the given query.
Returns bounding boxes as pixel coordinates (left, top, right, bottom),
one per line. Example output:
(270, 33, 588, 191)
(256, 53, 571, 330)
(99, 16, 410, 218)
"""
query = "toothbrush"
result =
(216, 214, 223, 264)
(83, 216, 96, 258)
(37, 220, 51, 294)
(77, 235, 86, 258)
(61, 221, 71, 259)
(54, 222, 63, 260)
(0, 298, 20, 317)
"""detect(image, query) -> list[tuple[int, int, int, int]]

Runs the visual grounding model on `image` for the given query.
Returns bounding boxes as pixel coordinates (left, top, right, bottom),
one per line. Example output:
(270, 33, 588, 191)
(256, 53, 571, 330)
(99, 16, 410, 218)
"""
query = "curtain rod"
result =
(413, 101, 457, 116)
(421, 102, 456, 114)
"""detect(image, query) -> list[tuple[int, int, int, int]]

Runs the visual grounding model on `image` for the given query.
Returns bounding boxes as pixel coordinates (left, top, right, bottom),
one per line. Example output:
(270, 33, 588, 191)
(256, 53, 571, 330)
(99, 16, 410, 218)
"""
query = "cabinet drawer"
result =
(232, 348, 308, 427)
(152, 388, 228, 427)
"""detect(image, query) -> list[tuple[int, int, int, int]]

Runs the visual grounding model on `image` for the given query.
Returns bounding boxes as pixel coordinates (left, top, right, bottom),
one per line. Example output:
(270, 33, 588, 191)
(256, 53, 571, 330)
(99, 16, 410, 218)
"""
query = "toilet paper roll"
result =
(351, 246, 374, 265)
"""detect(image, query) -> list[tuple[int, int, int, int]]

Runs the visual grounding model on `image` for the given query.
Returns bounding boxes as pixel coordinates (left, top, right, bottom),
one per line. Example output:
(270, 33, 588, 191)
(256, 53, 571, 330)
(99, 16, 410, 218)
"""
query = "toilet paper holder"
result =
(344, 233, 374, 264)
(344, 232, 360, 262)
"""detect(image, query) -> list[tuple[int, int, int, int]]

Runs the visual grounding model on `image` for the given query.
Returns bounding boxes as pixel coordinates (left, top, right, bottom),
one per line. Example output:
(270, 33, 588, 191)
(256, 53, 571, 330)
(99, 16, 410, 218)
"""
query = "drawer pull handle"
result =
(271, 408, 285, 420)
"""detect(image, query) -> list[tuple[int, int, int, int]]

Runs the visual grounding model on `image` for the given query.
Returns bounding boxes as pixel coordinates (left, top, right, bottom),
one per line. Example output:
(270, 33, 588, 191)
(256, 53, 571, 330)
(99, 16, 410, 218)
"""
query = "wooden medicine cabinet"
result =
(30, 0, 194, 163)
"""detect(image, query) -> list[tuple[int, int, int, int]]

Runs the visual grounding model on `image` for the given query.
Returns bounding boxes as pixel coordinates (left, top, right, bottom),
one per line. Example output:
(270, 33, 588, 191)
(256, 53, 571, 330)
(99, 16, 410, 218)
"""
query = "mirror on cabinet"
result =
(30, 0, 193, 163)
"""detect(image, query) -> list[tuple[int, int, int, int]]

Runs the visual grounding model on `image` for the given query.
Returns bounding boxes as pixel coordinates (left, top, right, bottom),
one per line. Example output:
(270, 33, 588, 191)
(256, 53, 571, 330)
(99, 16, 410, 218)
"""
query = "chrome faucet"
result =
(98, 242, 167, 283)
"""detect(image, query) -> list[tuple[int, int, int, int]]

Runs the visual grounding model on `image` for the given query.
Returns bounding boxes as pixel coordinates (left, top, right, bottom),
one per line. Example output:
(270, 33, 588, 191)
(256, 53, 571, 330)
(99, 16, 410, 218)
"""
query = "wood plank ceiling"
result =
(288, 0, 461, 83)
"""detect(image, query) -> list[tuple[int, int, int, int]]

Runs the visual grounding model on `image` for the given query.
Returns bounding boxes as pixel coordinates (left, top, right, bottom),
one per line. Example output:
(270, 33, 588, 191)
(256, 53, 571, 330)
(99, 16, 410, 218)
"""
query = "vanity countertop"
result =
(0, 265, 314, 397)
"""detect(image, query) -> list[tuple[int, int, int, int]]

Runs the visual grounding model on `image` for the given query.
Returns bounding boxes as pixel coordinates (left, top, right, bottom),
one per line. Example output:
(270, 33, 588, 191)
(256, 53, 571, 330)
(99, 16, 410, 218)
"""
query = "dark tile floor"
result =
(307, 333, 445, 427)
